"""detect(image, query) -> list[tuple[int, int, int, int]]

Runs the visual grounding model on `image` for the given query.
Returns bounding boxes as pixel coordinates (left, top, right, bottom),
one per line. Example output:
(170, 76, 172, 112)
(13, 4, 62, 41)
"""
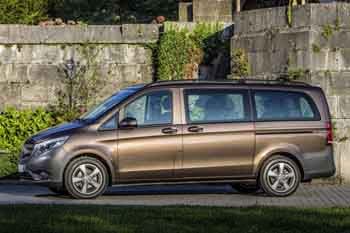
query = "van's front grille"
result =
(21, 143, 34, 160)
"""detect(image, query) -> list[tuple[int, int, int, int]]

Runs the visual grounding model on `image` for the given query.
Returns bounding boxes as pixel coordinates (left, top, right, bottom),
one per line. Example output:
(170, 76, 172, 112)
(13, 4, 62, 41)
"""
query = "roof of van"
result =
(146, 79, 318, 89)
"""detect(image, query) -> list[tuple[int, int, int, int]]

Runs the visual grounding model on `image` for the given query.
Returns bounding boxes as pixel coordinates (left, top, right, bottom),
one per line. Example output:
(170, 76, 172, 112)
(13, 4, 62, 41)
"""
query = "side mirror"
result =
(119, 117, 137, 129)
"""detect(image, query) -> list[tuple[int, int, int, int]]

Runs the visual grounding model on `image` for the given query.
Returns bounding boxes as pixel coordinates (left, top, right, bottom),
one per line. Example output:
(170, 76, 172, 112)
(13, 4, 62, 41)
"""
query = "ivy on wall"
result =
(156, 22, 228, 81)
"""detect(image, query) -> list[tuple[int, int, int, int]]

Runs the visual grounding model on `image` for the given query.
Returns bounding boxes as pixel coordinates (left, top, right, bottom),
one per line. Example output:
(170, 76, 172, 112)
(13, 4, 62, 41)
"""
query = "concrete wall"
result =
(231, 3, 350, 183)
(0, 24, 158, 109)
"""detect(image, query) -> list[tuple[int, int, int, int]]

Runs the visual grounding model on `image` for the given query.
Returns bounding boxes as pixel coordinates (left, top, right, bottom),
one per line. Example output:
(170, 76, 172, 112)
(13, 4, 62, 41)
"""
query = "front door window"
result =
(124, 90, 173, 126)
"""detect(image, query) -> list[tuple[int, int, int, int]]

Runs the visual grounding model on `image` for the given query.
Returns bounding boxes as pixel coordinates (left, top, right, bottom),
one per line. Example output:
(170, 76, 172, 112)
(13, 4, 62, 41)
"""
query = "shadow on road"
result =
(35, 184, 265, 199)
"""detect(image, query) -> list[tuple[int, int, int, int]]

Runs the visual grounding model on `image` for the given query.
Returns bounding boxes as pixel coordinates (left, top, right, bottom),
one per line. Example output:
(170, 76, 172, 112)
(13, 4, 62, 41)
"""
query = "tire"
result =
(64, 156, 109, 199)
(259, 155, 301, 197)
(48, 186, 67, 195)
(231, 183, 260, 194)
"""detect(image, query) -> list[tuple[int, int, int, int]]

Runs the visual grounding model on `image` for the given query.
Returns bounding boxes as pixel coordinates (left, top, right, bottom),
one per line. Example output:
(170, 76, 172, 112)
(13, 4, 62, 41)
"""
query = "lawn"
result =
(0, 205, 349, 233)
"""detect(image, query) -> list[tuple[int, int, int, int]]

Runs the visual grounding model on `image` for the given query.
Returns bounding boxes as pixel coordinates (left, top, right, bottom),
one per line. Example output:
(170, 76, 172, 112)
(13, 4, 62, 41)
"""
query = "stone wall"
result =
(179, 0, 233, 22)
(231, 3, 350, 183)
(0, 24, 159, 109)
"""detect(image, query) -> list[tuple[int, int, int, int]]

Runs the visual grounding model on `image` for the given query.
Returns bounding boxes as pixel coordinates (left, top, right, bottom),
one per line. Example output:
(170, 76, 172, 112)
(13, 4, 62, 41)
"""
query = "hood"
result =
(27, 120, 87, 144)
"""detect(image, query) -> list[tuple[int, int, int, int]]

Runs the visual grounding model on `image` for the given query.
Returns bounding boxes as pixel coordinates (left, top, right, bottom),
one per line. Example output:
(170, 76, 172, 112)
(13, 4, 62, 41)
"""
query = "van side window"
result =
(254, 91, 318, 121)
(185, 89, 249, 124)
(124, 90, 172, 126)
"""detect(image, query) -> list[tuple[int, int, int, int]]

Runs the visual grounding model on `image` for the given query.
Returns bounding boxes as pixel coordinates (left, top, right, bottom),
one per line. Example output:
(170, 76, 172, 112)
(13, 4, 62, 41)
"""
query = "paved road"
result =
(0, 182, 350, 207)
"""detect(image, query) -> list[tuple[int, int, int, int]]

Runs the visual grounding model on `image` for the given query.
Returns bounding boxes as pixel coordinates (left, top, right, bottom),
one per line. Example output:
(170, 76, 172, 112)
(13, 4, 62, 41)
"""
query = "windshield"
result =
(80, 85, 143, 121)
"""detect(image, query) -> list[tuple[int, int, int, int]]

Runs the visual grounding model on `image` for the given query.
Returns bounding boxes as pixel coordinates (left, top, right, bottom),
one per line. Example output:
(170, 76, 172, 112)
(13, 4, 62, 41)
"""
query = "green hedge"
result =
(0, 108, 63, 177)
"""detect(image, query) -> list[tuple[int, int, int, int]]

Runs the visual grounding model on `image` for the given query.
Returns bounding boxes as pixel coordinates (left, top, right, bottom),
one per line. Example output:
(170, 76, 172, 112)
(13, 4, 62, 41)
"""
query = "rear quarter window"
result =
(253, 90, 320, 121)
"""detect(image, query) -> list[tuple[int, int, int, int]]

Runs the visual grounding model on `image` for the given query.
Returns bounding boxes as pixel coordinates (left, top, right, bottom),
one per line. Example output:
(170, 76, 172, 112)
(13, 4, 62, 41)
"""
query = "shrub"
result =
(157, 29, 195, 80)
(0, 0, 49, 24)
(157, 23, 227, 81)
(231, 48, 251, 77)
(0, 108, 62, 177)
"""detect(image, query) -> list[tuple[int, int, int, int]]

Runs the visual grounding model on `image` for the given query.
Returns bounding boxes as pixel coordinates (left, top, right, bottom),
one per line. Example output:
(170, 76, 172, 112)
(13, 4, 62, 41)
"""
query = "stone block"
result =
(339, 48, 350, 70)
(339, 96, 350, 119)
(28, 64, 61, 83)
(310, 72, 330, 94)
(179, 2, 193, 22)
(336, 3, 350, 28)
(139, 65, 154, 83)
(339, 140, 350, 183)
(333, 119, 350, 142)
(21, 83, 48, 103)
(328, 72, 350, 95)
(31, 45, 63, 64)
(291, 5, 311, 28)
(0, 83, 21, 109)
(0, 25, 9, 43)
(0, 24, 159, 45)
(193, 0, 232, 22)
(119, 65, 138, 83)
(86, 26, 121, 43)
(0, 64, 29, 83)
(270, 50, 289, 73)
(122, 24, 159, 43)
(106, 64, 122, 82)
(326, 95, 338, 119)
(310, 3, 337, 27)
(310, 50, 327, 71)
(0, 46, 16, 64)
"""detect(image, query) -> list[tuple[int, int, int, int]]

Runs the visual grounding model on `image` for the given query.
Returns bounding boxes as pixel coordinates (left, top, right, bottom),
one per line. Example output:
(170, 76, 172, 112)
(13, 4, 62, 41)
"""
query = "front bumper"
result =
(18, 147, 66, 186)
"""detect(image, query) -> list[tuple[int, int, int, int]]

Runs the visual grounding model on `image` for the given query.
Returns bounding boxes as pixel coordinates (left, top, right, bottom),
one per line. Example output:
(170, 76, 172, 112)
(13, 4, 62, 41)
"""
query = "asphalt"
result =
(0, 182, 350, 207)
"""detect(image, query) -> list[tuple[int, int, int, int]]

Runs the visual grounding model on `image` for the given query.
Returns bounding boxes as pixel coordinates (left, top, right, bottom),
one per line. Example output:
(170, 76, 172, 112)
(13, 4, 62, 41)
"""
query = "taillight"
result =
(326, 122, 333, 145)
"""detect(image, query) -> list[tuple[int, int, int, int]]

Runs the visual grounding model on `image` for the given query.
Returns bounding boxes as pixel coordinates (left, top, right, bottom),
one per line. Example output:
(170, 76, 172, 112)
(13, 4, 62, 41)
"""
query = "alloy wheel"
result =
(266, 162, 296, 193)
(71, 163, 104, 195)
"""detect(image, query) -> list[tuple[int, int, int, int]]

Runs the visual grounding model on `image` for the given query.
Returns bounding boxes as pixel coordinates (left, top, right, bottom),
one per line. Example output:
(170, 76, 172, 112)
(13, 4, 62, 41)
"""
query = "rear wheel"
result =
(64, 156, 109, 199)
(259, 155, 301, 197)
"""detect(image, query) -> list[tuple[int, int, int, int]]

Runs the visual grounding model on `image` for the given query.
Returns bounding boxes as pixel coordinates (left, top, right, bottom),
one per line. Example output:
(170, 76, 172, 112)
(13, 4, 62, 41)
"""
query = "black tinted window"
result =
(254, 91, 318, 121)
(185, 89, 249, 123)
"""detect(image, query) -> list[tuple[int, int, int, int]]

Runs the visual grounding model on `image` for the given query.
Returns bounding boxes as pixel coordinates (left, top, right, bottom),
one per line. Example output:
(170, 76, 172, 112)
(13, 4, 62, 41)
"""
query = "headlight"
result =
(32, 136, 69, 157)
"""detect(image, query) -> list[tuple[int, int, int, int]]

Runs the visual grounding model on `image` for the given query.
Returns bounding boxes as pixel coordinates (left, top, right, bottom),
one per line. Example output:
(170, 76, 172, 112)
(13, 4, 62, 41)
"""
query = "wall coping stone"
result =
(0, 24, 160, 44)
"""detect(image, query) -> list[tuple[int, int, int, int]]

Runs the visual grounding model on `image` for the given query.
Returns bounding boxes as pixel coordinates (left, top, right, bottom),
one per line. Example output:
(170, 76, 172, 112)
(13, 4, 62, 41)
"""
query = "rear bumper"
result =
(302, 145, 336, 180)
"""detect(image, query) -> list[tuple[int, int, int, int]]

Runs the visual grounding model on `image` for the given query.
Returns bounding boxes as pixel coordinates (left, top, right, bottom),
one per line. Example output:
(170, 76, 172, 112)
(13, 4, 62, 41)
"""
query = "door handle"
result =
(162, 127, 178, 134)
(188, 126, 204, 133)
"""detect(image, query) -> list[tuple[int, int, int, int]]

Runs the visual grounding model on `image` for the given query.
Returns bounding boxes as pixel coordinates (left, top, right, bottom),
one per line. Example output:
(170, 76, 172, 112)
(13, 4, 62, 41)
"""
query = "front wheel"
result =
(259, 155, 301, 197)
(64, 156, 109, 199)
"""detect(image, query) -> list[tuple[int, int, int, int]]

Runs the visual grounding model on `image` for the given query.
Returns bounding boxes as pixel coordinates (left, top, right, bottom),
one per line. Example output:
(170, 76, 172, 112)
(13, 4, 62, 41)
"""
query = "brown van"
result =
(18, 79, 335, 199)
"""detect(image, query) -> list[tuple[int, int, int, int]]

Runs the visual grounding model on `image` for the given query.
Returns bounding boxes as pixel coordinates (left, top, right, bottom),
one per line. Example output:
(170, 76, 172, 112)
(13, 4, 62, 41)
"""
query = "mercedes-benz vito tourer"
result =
(18, 79, 335, 199)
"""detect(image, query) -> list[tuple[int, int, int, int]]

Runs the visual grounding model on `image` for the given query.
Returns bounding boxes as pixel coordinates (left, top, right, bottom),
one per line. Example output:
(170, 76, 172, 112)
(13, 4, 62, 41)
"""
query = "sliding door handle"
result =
(162, 127, 178, 134)
(188, 126, 204, 133)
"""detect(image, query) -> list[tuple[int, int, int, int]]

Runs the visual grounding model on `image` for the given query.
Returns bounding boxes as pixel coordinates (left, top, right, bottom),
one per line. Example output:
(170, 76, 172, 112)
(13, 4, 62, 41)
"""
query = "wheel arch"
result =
(255, 151, 305, 181)
(62, 152, 115, 187)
